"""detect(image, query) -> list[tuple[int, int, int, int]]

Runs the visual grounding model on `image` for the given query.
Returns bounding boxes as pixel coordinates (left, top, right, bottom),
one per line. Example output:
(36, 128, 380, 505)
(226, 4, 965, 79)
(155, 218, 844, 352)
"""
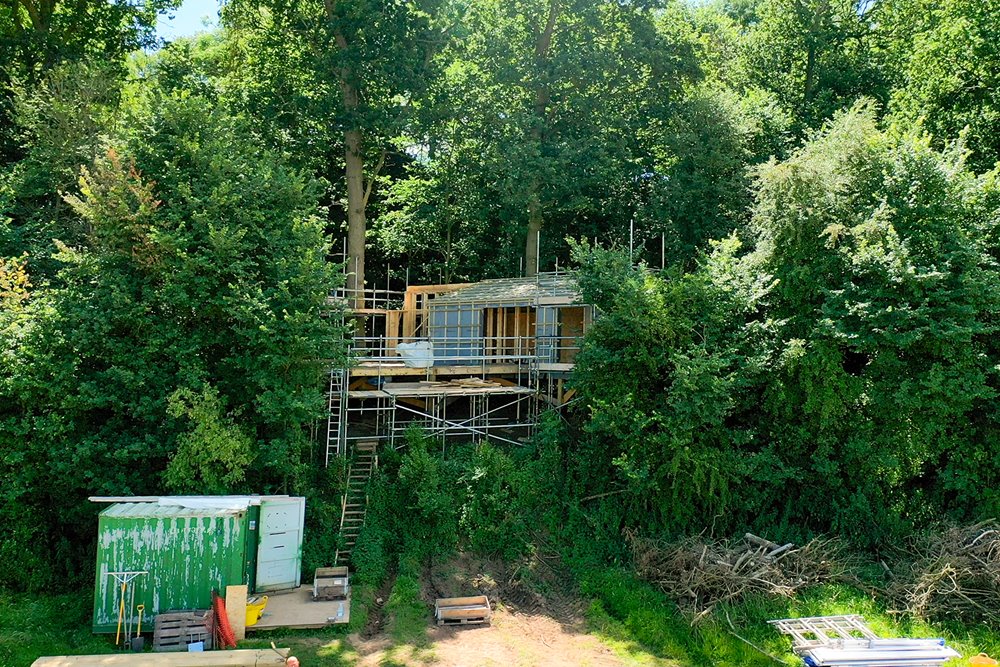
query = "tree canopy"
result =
(3, 0, 1000, 591)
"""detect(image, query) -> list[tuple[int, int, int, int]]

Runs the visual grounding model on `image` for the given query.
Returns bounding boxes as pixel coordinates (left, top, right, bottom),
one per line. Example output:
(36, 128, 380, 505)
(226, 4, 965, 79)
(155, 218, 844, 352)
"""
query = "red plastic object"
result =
(212, 590, 237, 649)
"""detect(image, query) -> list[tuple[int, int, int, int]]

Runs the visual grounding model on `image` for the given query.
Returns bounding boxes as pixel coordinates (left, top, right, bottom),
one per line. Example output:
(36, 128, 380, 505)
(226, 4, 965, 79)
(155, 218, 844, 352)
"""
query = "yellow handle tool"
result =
(135, 604, 145, 637)
(114, 581, 126, 646)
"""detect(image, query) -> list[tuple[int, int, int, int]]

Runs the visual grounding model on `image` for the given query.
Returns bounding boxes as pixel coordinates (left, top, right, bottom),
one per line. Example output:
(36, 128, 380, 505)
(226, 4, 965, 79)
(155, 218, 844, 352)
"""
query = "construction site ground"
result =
(241, 553, 676, 667)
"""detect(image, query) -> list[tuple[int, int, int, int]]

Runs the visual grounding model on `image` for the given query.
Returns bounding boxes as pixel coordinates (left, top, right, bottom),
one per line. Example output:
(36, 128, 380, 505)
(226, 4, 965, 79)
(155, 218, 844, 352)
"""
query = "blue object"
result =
(188, 641, 205, 652)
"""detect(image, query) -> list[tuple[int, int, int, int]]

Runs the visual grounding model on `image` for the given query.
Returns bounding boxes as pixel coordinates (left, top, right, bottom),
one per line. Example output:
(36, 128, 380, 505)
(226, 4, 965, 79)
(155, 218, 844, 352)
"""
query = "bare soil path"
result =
(344, 552, 673, 667)
(348, 604, 666, 667)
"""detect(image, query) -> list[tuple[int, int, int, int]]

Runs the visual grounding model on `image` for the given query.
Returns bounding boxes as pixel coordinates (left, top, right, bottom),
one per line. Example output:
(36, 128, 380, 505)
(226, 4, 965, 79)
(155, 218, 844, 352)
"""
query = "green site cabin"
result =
(91, 496, 304, 634)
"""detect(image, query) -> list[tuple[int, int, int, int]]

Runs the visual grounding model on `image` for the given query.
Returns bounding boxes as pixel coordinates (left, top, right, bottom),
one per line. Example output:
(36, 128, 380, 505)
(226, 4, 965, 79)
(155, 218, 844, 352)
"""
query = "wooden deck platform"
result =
(383, 382, 532, 398)
(350, 363, 527, 377)
(247, 586, 349, 631)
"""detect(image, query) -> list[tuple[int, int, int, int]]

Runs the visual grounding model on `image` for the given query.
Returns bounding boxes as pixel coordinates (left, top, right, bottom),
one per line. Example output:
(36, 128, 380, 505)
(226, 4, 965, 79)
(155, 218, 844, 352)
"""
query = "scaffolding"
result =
(325, 273, 590, 464)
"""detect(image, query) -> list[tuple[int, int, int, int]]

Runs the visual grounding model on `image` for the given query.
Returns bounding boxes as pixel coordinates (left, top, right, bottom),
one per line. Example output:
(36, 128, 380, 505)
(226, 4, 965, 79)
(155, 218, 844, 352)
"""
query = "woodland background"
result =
(3, 2, 1000, 639)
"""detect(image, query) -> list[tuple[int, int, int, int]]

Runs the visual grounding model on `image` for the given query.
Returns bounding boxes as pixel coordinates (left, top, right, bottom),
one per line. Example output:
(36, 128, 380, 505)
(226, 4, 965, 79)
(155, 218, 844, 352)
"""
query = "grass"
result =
(238, 626, 358, 666)
(373, 551, 437, 666)
(0, 587, 363, 667)
(0, 591, 112, 667)
(6, 565, 1000, 667)
(578, 565, 1000, 667)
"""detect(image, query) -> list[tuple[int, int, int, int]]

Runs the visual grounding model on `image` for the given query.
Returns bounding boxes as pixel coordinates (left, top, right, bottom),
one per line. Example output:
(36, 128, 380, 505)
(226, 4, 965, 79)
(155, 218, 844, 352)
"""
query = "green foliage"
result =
(882, 0, 1000, 171)
(568, 239, 759, 537)
(578, 567, 1000, 667)
(0, 92, 344, 590)
(0, 0, 178, 165)
(458, 443, 532, 560)
(6, 0, 1000, 623)
(394, 430, 461, 558)
(377, 0, 705, 278)
(162, 386, 254, 494)
(1, 63, 123, 274)
(564, 103, 1000, 550)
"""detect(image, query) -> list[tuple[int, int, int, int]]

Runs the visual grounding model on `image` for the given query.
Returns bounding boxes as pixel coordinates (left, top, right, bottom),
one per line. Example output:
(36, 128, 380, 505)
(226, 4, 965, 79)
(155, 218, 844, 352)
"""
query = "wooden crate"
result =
(153, 609, 214, 652)
(313, 566, 350, 601)
(434, 595, 491, 627)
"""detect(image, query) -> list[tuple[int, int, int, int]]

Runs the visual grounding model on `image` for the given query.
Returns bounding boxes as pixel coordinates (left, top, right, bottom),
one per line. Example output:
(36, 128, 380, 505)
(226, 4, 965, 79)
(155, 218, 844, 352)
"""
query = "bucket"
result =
(246, 595, 268, 627)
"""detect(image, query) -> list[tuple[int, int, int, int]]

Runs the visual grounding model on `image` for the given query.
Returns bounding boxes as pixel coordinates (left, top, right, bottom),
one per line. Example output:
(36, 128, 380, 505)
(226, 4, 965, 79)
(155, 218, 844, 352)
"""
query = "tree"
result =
(223, 0, 447, 306)
(743, 104, 999, 542)
(0, 0, 178, 165)
(163, 387, 254, 495)
(1, 63, 121, 271)
(882, 0, 1000, 172)
(0, 94, 343, 590)
(564, 104, 1000, 549)
(381, 0, 701, 279)
(698, 0, 889, 136)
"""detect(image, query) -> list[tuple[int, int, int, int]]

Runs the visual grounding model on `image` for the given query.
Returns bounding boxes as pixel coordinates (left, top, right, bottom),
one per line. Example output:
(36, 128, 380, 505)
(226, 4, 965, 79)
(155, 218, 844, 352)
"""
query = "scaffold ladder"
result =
(325, 369, 346, 466)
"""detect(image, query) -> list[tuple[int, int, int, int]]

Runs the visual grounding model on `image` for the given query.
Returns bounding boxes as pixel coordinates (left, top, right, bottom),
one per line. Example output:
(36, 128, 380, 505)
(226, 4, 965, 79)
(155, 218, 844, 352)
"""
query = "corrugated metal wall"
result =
(92, 506, 250, 633)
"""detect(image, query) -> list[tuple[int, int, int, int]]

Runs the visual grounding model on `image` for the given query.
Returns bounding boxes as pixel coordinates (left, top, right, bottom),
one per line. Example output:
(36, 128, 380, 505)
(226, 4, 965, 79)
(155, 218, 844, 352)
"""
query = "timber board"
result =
(350, 363, 525, 377)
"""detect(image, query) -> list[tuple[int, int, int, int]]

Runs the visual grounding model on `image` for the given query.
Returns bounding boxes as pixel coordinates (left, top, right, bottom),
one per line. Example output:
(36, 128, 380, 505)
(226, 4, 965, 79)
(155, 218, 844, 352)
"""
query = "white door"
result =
(255, 497, 305, 591)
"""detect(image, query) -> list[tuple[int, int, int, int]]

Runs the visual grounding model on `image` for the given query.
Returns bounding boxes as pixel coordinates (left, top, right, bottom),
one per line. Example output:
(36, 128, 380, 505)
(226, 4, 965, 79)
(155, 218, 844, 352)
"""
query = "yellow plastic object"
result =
(971, 654, 998, 666)
(246, 595, 268, 627)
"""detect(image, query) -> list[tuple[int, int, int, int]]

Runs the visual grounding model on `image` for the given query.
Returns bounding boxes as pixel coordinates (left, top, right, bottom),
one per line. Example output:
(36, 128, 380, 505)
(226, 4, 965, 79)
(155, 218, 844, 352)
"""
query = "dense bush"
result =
(563, 103, 1000, 551)
(0, 95, 344, 590)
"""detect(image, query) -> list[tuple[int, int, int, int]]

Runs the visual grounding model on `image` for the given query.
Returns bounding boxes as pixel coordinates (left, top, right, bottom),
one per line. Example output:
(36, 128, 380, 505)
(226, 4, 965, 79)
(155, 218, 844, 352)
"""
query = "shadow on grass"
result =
(579, 568, 996, 667)
(0, 591, 114, 667)
(239, 625, 359, 666)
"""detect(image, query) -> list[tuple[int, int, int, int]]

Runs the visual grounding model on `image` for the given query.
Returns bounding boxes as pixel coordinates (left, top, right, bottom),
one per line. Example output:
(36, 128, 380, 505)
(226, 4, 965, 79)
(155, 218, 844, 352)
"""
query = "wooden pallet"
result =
(438, 615, 490, 626)
(313, 566, 350, 601)
(153, 609, 215, 652)
(435, 595, 492, 627)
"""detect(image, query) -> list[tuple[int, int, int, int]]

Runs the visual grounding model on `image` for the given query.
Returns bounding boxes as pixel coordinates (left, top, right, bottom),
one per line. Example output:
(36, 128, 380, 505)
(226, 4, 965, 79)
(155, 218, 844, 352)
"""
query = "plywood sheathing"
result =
(225, 584, 248, 642)
(429, 274, 579, 305)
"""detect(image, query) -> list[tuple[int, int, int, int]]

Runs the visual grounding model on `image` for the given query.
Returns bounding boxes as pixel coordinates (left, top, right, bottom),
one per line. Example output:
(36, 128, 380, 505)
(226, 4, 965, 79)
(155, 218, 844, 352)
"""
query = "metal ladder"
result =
(325, 370, 346, 466)
(335, 441, 378, 567)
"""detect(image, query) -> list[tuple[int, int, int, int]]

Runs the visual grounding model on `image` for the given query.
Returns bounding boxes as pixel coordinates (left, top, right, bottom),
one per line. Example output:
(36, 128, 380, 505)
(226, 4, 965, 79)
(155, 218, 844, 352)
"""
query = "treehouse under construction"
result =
(325, 272, 592, 466)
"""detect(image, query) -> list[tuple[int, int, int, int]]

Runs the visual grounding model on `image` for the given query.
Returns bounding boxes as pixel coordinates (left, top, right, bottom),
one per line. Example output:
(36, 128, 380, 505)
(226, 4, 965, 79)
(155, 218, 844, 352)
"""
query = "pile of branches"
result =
(626, 529, 849, 616)
(887, 521, 1000, 625)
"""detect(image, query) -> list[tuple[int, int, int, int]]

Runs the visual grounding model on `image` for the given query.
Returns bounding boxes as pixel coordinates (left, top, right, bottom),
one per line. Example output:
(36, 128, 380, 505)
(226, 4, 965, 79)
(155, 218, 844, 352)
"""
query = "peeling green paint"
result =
(92, 503, 251, 633)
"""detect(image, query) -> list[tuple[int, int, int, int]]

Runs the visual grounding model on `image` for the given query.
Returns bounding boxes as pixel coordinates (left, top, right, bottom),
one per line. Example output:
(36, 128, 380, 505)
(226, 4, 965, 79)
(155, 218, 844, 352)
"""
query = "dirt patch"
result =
(351, 606, 647, 667)
(361, 570, 397, 639)
(347, 549, 670, 666)
(424, 546, 585, 619)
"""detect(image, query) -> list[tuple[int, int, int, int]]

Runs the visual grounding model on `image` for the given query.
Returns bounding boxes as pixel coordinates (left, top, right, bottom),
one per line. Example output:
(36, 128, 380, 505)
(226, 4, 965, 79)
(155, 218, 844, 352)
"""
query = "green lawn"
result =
(4, 581, 999, 667)
(579, 568, 1000, 667)
(0, 591, 112, 667)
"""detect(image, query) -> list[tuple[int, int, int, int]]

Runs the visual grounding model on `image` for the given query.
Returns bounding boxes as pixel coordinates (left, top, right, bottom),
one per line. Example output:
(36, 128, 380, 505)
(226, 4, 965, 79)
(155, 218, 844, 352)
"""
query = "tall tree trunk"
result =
(525, 198, 543, 276)
(343, 124, 366, 309)
(524, 0, 559, 277)
(326, 1, 367, 309)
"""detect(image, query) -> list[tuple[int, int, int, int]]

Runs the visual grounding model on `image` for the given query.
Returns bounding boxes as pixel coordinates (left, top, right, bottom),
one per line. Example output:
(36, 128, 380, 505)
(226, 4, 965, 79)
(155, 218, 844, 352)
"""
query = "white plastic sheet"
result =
(396, 341, 434, 368)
